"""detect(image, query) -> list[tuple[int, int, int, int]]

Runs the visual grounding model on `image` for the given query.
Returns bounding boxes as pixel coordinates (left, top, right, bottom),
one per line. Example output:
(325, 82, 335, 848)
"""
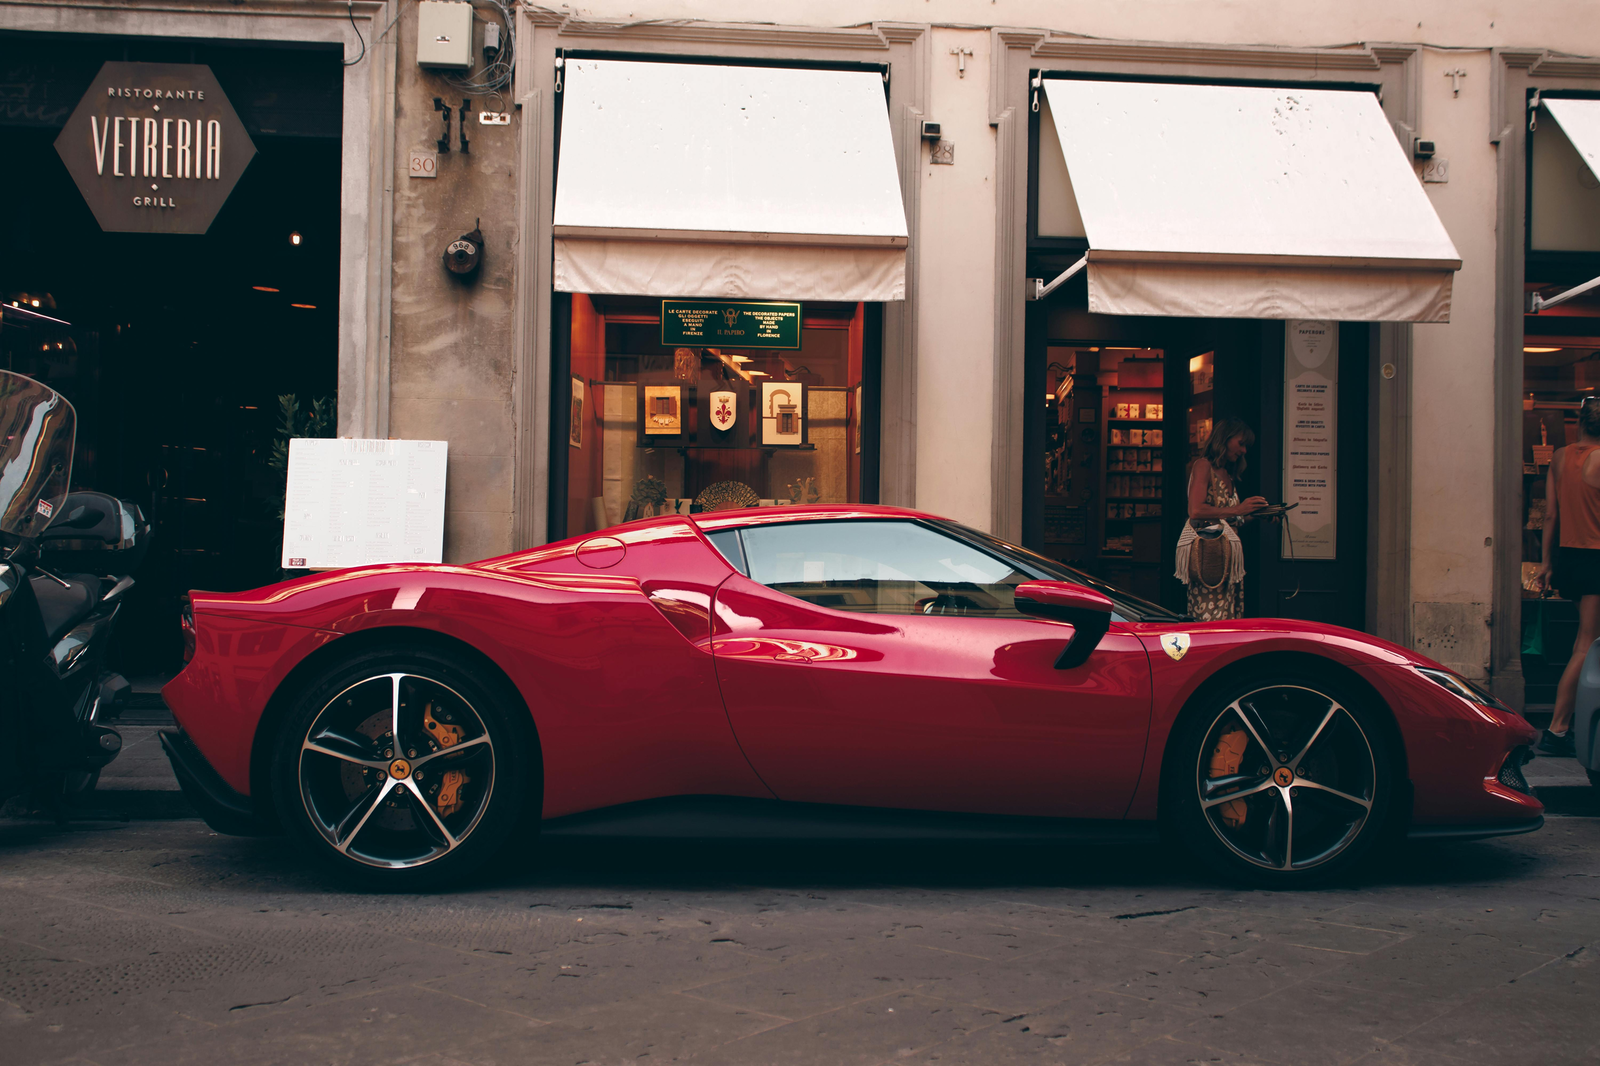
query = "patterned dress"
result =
(1187, 473, 1246, 621)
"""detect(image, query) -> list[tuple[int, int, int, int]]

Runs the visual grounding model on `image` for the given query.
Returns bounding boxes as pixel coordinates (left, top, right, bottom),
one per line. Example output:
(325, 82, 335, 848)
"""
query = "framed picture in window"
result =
(761, 381, 806, 446)
(854, 384, 863, 454)
(643, 385, 683, 436)
(569, 377, 584, 448)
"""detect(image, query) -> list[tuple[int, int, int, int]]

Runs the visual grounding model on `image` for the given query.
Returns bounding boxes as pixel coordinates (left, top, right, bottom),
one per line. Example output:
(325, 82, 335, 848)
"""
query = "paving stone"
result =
(904, 988, 1207, 1064)
(462, 990, 777, 1066)
(84, 984, 539, 1066)
(1388, 945, 1600, 1066)
(424, 930, 785, 1022)
(689, 992, 996, 1066)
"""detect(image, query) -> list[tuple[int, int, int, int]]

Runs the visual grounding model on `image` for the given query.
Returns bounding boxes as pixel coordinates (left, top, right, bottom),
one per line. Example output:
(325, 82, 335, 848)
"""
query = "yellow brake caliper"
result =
(422, 703, 470, 817)
(1208, 727, 1250, 828)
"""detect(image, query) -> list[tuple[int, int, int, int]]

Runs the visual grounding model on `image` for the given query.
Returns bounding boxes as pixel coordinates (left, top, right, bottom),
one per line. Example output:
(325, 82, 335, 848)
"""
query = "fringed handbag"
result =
(1189, 520, 1232, 590)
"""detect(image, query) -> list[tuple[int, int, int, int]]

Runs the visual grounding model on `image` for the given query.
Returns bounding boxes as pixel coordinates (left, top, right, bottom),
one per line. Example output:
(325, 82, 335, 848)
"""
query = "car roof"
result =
(691, 504, 947, 532)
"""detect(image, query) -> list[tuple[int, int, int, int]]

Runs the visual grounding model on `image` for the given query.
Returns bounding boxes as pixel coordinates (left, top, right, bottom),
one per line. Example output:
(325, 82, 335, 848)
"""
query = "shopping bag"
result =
(1522, 598, 1545, 659)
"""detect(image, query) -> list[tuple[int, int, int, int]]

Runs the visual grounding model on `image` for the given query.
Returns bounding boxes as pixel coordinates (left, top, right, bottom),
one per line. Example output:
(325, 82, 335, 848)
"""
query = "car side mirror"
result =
(1013, 581, 1114, 669)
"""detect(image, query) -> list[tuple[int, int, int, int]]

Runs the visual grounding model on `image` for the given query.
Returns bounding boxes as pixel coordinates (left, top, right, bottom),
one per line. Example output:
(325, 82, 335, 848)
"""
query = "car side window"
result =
(705, 528, 748, 575)
(738, 520, 1030, 616)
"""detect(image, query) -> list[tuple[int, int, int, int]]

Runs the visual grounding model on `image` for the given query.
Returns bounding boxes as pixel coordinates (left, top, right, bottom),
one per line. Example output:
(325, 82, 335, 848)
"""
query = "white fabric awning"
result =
(1545, 98, 1600, 183)
(553, 59, 908, 302)
(1040, 80, 1462, 322)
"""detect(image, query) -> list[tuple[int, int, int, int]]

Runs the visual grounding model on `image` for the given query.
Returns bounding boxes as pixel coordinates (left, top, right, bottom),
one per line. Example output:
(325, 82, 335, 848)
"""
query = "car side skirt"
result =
(1405, 815, 1544, 842)
(541, 795, 1164, 844)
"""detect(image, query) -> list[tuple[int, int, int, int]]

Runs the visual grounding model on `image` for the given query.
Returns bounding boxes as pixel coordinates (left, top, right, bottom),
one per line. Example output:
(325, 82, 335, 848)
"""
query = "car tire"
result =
(271, 645, 535, 890)
(1165, 673, 1396, 888)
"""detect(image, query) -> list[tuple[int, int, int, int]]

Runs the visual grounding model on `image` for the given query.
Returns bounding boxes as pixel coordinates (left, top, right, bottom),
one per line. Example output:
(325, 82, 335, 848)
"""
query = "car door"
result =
(708, 519, 1153, 819)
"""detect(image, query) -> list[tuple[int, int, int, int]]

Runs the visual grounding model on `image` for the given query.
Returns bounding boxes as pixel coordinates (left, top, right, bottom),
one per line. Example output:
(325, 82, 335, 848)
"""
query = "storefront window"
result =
(560, 295, 873, 537)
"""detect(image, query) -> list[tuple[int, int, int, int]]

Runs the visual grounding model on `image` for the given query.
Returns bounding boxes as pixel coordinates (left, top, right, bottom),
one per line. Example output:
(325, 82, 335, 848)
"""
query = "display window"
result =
(558, 295, 876, 538)
(1520, 97, 1600, 700)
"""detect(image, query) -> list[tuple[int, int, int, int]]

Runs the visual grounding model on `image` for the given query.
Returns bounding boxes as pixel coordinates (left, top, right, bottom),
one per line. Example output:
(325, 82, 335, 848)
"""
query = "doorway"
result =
(0, 32, 343, 676)
(1022, 280, 1370, 626)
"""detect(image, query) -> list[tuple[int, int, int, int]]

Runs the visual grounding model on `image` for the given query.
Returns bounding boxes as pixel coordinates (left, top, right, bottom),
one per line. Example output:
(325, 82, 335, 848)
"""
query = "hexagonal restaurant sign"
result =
(54, 62, 256, 235)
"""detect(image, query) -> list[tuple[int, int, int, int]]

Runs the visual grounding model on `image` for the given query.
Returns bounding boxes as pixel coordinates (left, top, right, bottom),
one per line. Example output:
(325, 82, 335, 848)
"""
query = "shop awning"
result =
(552, 59, 908, 303)
(1039, 80, 1462, 322)
(1526, 99, 1600, 313)
(1545, 98, 1600, 182)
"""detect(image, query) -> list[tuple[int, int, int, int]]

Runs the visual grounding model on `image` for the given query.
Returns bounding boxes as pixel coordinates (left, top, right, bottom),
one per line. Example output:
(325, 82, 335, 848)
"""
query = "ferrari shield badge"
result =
(1161, 632, 1191, 661)
(709, 390, 738, 432)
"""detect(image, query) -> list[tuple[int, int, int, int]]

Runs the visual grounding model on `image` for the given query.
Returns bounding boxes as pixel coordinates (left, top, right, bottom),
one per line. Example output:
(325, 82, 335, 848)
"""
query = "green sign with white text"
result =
(661, 300, 802, 350)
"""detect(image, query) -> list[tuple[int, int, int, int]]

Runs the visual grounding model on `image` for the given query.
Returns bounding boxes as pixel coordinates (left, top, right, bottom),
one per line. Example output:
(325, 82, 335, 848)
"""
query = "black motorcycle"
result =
(0, 370, 150, 811)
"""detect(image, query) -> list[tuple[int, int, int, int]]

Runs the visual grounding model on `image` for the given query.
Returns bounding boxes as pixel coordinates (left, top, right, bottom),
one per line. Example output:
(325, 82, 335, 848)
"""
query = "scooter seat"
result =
(30, 573, 104, 643)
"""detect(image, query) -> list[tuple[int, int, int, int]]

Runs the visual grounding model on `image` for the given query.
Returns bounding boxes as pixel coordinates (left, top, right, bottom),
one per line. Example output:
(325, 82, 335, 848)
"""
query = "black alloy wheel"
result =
(1168, 676, 1395, 886)
(272, 647, 534, 889)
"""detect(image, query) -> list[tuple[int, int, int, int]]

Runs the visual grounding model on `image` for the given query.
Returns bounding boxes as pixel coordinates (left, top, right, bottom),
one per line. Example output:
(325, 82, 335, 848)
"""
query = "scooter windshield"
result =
(0, 371, 75, 538)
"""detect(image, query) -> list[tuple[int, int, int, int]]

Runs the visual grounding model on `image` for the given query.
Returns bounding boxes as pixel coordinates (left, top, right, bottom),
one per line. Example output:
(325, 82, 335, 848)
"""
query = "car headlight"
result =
(1416, 666, 1505, 709)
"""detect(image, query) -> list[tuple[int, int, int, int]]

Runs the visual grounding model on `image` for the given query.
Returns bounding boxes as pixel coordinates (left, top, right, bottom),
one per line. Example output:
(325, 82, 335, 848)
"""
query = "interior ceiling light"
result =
(31, 299, 40, 307)
(1524, 346, 1563, 353)
(731, 355, 753, 363)
(289, 231, 303, 246)
(252, 285, 280, 293)
(290, 303, 316, 309)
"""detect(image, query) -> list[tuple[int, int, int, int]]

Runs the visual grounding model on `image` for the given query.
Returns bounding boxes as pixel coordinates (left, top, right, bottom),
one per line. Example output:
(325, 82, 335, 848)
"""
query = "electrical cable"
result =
(1282, 515, 1299, 601)
(342, 0, 367, 67)
(374, 0, 418, 44)
(443, 0, 515, 102)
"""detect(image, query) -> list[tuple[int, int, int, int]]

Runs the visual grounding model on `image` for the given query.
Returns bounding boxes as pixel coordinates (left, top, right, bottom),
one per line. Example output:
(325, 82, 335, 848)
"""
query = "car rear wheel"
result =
(1167, 676, 1395, 887)
(272, 648, 533, 889)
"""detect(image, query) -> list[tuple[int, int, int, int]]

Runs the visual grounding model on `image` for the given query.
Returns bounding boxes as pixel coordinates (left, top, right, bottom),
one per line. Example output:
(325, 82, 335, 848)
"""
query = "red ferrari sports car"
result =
(160, 505, 1541, 888)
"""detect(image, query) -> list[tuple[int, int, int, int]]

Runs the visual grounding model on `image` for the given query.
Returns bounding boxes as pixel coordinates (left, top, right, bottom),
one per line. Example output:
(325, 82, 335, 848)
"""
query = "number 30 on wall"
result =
(408, 150, 437, 179)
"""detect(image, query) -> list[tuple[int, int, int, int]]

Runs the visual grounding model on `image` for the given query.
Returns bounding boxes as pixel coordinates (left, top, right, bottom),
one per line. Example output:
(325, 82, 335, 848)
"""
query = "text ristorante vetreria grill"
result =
(55, 62, 257, 234)
(92, 86, 225, 205)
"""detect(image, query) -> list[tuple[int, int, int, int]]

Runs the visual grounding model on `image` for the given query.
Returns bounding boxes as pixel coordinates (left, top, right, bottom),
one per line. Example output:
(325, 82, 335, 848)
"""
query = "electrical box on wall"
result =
(416, 1, 473, 70)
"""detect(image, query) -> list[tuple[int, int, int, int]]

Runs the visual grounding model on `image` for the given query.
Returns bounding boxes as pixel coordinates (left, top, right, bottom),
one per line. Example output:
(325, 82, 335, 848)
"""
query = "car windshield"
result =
(932, 519, 1184, 623)
(0, 370, 75, 538)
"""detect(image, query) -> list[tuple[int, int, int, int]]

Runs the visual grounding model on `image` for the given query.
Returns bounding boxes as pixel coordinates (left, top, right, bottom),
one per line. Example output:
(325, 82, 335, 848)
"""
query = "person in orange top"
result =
(1533, 396, 1600, 756)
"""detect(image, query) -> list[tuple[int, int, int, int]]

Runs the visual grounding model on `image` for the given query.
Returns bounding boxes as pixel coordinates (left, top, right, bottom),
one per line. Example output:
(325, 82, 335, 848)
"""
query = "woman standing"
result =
(1175, 418, 1268, 621)
(1532, 397, 1600, 757)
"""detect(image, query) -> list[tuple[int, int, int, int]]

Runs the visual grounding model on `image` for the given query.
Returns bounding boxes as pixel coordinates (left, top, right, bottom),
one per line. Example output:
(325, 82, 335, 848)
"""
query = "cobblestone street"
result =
(3, 809, 1598, 1066)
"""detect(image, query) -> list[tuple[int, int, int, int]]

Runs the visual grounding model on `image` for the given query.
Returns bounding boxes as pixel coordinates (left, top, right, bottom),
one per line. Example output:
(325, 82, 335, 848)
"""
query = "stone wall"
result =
(387, 5, 518, 563)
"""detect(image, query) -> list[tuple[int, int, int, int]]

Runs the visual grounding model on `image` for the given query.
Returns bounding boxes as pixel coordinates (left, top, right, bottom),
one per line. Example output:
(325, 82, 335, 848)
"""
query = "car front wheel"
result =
(272, 648, 533, 889)
(1168, 676, 1395, 886)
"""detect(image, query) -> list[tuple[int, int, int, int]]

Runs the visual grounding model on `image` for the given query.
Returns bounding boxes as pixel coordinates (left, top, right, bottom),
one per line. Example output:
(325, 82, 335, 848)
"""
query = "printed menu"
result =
(1283, 321, 1337, 560)
(281, 438, 449, 569)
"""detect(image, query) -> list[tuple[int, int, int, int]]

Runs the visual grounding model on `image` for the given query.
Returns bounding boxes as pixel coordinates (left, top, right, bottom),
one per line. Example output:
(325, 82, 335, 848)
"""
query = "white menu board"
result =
(1282, 321, 1337, 560)
(281, 438, 449, 569)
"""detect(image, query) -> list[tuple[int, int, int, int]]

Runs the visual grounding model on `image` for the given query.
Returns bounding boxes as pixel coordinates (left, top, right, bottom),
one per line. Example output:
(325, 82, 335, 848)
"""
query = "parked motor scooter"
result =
(0, 370, 150, 811)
